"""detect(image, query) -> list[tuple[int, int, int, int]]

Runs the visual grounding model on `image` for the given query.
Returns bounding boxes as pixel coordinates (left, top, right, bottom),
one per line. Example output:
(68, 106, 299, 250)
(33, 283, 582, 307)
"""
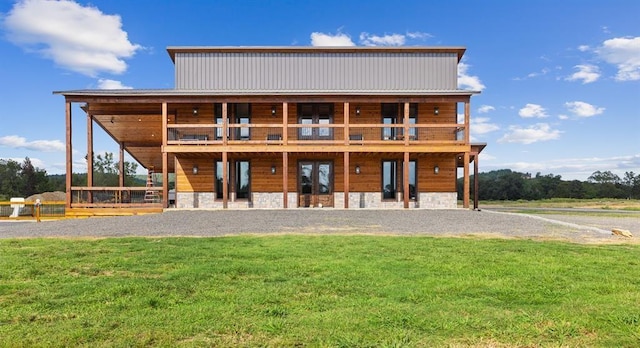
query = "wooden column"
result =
(282, 151, 288, 208)
(222, 151, 228, 209)
(403, 102, 410, 146)
(463, 152, 470, 208)
(65, 101, 72, 209)
(222, 102, 228, 146)
(118, 143, 124, 187)
(344, 102, 349, 145)
(162, 101, 169, 208)
(473, 154, 479, 210)
(282, 102, 288, 144)
(403, 152, 409, 208)
(464, 100, 470, 144)
(344, 102, 350, 209)
(344, 152, 349, 209)
(86, 113, 93, 203)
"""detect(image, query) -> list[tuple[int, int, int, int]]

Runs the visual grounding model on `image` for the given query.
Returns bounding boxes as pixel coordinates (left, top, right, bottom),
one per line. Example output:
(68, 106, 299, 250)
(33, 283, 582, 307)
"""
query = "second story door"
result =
(298, 103, 333, 141)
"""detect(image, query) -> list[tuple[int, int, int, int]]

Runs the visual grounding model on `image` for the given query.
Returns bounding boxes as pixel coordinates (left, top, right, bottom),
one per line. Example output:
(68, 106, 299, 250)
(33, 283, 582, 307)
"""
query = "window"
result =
(381, 103, 398, 140)
(215, 160, 229, 199)
(382, 160, 397, 199)
(235, 161, 250, 199)
(214, 104, 226, 140)
(407, 160, 417, 200)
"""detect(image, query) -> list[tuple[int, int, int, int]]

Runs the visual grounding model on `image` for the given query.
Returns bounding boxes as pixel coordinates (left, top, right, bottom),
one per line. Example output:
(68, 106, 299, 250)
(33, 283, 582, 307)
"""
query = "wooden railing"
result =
(70, 187, 163, 208)
(166, 123, 465, 145)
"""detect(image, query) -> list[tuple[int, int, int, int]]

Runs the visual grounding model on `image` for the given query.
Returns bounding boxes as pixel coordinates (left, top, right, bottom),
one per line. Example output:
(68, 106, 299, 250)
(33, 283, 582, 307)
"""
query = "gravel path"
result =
(0, 209, 634, 244)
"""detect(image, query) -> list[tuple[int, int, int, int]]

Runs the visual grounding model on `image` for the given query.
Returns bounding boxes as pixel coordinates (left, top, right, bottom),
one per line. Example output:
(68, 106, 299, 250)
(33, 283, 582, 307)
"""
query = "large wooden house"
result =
(56, 46, 484, 213)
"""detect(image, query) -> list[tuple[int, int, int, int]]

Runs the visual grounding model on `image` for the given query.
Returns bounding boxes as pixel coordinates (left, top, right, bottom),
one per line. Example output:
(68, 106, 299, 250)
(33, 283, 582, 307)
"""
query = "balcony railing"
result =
(70, 187, 163, 208)
(166, 123, 465, 145)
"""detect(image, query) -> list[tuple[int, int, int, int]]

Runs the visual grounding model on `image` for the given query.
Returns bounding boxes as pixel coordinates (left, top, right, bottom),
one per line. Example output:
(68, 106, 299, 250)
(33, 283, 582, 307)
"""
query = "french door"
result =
(298, 161, 333, 207)
(298, 103, 333, 140)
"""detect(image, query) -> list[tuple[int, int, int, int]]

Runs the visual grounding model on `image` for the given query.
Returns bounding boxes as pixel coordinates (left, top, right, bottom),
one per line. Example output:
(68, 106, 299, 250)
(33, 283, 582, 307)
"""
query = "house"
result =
(56, 46, 484, 214)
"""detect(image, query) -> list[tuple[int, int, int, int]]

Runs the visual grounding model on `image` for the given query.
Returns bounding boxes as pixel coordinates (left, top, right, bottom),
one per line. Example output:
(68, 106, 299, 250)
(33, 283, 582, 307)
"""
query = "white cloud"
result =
(518, 104, 548, 118)
(596, 36, 640, 81)
(359, 32, 405, 46)
(498, 123, 562, 144)
(479, 152, 496, 161)
(558, 114, 569, 120)
(310, 32, 355, 46)
(406, 31, 432, 40)
(565, 101, 605, 117)
(566, 64, 600, 84)
(3, 157, 47, 170)
(3, 0, 142, 77)
(97, 79, 132, 89)
(0, 135, 65, 152)
(458, 62, 485, 91)
(472, 117, 500, 135)
(477, 105, 495, 114)
(578, 45, 590, 52)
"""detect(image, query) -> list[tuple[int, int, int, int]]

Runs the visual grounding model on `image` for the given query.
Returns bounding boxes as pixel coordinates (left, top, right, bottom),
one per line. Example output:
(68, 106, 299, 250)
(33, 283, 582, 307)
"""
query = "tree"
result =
(89, 152, 139, 187)
(622, 171, 640, 199)
(0, 159, 22, 200)
(21, 157, 37, 197)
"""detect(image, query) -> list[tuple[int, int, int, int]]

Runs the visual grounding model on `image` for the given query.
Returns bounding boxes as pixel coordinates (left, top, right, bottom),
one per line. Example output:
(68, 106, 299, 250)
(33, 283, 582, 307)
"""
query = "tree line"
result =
(0, 154, 141, 201)
(457, 169, 640, 201)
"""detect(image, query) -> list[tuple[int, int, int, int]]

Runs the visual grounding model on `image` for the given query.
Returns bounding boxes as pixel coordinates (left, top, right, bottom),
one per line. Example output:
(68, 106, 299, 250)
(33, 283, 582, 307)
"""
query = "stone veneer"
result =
(177, 191, 455, 209)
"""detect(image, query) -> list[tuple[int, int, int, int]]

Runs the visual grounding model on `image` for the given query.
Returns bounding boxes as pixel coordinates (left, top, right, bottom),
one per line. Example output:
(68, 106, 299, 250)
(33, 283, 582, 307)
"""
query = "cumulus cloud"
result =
(566, 64, 600, 84)
(458, 62, 485, 91)
(472, 117, 500, 135)
(596, 36, 640, 81)
(498, 123, 562, 144)
(558, 114, 569, 120)
(97, 79, 132, 89)
(477, 105, 495, 114)
(578, 45, 590, 52)
(0, 135, 65, 152)
(565, 101, 605, 117)
(359, 32, 405, 46)
(519, 104, 548, 118)
(310, 32, 355, 46)
(3, 0, 142, 76)
(406, 31, 432, 40)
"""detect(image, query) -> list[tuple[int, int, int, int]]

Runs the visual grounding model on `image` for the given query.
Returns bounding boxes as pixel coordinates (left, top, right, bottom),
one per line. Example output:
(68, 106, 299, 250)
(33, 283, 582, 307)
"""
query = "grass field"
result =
(1, 236, 639, 347)
(479, 198, 640, 211)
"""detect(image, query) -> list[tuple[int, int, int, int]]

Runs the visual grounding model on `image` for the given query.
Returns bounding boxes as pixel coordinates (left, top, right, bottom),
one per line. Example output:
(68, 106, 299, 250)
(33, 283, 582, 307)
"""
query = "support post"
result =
(86, 113, 93, 203)
(464, 100, 470, 144)
(474, 154, 479, 210)
(463, 152, 470, 208)
(222, 102, 228, 146)
(65, 101, 72, 209)
(282, 102, 288, 144)
(344, 102, 349, 145)
(162, 102, 168, 208)
(344, 152, 349, 208)
(403, 102, 410, 146)
(118, 143, 125, 187)
(403, 152, 409, 208)
(282, 152, 288, 208)
(222, 151, 228, 209)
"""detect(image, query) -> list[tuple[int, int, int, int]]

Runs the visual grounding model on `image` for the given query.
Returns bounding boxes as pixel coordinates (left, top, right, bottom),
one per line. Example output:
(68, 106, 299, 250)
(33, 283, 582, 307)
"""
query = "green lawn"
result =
(1, 236, 639, 347)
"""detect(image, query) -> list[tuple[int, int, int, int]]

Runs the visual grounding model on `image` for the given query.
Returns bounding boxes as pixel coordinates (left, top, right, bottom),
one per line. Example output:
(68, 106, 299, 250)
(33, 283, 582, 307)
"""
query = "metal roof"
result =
(166, 46, 467, 63)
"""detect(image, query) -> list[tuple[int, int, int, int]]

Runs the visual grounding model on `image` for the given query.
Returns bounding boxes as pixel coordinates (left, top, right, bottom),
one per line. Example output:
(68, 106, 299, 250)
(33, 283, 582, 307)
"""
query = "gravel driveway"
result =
(1, 209, 634, 244)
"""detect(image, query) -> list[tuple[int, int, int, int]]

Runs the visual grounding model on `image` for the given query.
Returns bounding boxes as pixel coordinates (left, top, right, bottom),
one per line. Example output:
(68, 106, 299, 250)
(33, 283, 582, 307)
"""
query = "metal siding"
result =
(174, 51, 458, 91)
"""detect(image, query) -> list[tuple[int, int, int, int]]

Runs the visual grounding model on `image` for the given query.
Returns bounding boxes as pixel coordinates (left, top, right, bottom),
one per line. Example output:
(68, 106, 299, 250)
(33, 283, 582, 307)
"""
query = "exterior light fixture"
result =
(192, 165, 199, 175)
(355, 107, 361, 116)
(434, 106, 439, 115)
(110, 117, 114, 124)
(355, 165, 361, 174)
(434, 165, 439, 174)
(271, 165, 276, 174)
(192, 107, 199, 116)
(271, 106, 277, 116)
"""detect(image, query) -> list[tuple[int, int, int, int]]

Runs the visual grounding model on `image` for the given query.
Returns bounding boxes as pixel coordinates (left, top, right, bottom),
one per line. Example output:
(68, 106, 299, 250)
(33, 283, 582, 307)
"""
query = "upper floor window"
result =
(298, 103, 333, 140)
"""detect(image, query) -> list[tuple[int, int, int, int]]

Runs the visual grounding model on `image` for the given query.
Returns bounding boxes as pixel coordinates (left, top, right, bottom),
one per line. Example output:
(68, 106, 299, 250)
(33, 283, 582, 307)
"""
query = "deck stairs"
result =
(144, 167, 160, 203)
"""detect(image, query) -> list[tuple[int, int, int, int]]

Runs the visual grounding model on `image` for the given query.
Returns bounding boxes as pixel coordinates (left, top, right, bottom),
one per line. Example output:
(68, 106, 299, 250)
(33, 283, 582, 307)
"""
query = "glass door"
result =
(298, 161, 333, 207)
(298, 103, 333, 141)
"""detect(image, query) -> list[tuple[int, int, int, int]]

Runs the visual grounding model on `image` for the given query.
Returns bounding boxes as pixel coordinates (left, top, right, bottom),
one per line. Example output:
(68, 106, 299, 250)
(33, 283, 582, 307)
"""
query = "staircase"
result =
(144, 167, 160, 203)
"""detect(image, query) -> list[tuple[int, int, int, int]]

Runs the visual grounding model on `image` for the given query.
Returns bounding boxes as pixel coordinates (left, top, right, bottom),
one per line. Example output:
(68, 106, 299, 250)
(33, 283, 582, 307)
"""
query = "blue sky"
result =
(0, 0, 638, 180)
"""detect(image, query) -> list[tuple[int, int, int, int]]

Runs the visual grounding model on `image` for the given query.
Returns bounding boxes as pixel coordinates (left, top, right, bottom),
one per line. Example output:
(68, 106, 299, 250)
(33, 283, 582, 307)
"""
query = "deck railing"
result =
(167, 123, 465, 145)
(70, 187, 163, 208)
(0, 201, 66, 219)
